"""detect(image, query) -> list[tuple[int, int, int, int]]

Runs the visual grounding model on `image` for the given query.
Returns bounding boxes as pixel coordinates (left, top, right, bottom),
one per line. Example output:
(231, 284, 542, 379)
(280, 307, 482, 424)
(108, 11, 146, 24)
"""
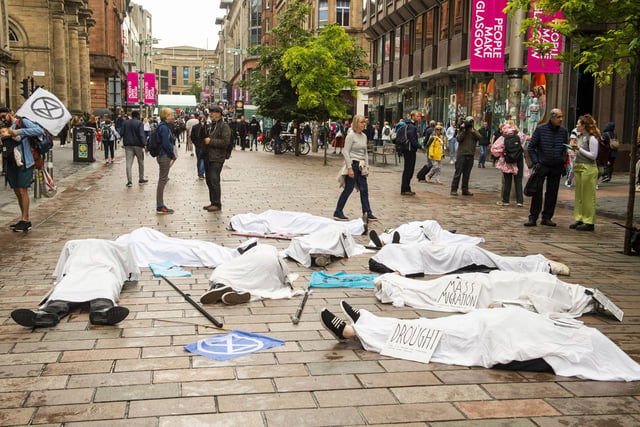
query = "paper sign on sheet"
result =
(381, 319, 443, 364)
(469, 0, 507, 72)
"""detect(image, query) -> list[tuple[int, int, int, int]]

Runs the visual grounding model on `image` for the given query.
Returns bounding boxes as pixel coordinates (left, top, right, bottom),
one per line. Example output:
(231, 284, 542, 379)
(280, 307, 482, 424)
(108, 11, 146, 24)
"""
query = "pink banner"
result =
(527, 5, 563, 73)
(143, 73, 156, 104)
(470, 0, 507, 72)
(126, 72, 138, 104)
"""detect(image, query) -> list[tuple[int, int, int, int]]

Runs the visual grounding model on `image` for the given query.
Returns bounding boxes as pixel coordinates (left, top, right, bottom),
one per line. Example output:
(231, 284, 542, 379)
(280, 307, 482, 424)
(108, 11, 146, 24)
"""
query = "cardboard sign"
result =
(436, 277, 482, 311)
(381, 319, 443, 364)
(593, 289, 624, 322)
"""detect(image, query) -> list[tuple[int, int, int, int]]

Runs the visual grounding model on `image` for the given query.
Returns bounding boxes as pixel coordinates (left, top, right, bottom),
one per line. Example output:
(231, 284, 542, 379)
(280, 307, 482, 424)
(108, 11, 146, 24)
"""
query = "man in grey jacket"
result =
(450, 117, 481, 196)
(201, 105, 233, 212)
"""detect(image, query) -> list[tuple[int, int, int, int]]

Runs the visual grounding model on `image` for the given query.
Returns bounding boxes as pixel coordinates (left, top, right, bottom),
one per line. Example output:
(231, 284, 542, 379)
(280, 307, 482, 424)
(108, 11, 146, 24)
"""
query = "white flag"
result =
(16, 87, 72, 136)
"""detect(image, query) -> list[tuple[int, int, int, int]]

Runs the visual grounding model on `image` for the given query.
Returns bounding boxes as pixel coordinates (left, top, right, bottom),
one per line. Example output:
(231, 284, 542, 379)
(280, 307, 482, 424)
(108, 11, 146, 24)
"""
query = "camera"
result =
(461, 116, 474, 130)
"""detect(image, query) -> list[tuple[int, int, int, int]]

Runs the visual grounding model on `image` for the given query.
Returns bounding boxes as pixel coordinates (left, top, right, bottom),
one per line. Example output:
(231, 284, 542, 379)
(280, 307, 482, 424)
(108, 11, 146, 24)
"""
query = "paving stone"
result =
(558, 380, 640, 397)
(158, 412, 264, 426)
(545, 396, 640, 415)
(482, 382, 573, 399)
(236, 363, 308, 379)
(306, 360, 386, 375)
(153, 367, 235, 383)
(181, 378, 275, 396)
(219, 391, 316, 412)
(315, 388, 396, 407)
(67, 371, 151, 388)
(0, 391, 27, 409)
(264, 407, 364, 426)
(430, 420, 537, 427)
(25, 387, 94, 406)
(457, 399, 561, 419)
(275, 373, 361, 392)
(357, 371, 441, 388)
(391, 384, 491, 403)
(0, 407, 35, 426)
(32, 402, 127, 424)
(128, 396, 217, 417)
(532, 414, 640, 426)
(360, 402, 463, 423)
(42, 360, 113, 376)
(94, 383, 180, 402)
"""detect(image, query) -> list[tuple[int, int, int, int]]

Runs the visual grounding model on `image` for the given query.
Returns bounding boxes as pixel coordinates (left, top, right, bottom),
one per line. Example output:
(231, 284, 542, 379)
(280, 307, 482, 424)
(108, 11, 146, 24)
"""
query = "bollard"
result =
(33, 169, 41, 199)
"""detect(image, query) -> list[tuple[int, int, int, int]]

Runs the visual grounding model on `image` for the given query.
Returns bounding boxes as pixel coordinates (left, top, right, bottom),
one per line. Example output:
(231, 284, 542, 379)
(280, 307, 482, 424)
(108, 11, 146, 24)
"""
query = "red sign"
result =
(356, 80, 369, 87)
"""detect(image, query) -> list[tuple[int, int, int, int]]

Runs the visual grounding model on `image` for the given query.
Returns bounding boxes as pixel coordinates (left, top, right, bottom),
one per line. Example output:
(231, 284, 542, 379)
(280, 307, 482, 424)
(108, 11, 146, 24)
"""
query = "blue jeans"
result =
(334, 161, 372, 216)
(478, 145, 488, 165)
(274, 136, 281, 154)
(194, 144, 205, 177)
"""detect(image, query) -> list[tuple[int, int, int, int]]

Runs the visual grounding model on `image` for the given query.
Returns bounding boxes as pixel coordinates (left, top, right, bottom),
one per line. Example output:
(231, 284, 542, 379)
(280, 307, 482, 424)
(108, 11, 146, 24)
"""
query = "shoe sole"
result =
(11, 309, 58, 328)
(12, 226, 32, 232)
(200, 286, 232, 304)
(221, 291, 251, 305)
(90, 306, 130, 325)
(313, 255, 331, 267)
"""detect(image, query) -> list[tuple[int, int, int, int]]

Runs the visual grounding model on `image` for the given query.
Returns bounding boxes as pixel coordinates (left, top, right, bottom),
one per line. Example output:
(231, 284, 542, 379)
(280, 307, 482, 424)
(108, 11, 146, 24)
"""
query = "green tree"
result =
(186, 82, 203, 102)
(507, 0, 640, 254)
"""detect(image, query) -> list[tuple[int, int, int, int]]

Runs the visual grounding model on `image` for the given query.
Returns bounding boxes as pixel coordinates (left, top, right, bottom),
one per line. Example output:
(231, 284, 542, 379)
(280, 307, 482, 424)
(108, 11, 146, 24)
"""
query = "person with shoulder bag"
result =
(601, 122, 617, 182)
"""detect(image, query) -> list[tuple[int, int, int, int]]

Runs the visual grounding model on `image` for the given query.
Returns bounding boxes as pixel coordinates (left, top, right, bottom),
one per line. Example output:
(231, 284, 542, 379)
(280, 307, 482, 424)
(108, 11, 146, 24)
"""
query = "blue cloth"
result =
(309, 271, 377, 289)
(184, 330, 285, 361)
(148, 261, 191, 277)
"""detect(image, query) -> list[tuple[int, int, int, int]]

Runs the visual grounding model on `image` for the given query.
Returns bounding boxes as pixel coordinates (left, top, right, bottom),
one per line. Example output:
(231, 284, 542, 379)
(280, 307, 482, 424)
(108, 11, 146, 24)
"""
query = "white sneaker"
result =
(549, 260, 570, 276)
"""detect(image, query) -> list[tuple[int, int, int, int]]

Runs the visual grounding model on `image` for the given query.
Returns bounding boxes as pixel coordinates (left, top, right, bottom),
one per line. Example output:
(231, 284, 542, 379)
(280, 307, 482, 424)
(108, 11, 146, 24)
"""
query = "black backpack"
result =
(147, 128, 159, 157)
(503, 134, 523, 164)
(394, 126, 408, 153)
(101, 126, 112, 141)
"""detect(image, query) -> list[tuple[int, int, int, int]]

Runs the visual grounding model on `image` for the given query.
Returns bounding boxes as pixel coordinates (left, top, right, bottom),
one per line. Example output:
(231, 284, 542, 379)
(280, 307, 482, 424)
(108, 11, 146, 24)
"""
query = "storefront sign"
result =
(470, 0, 507, 72)
(527, 5, 563, 74)
(126, 72, 138, 104)
(143, 73, 155, 104)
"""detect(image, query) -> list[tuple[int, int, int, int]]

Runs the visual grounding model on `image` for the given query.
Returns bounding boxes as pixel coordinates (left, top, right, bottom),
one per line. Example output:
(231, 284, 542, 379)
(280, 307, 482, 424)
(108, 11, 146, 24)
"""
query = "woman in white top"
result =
(333, 115, 377, 221)
(380, 121, 392, 144)
(570, 114, 599, 231)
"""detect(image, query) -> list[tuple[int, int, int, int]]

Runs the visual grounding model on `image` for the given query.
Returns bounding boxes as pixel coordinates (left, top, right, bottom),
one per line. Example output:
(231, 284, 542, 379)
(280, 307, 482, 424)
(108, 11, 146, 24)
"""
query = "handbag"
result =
(39, 168, 57, 198)
(609, 137, 619, 150)
(524, 166, 539, 197)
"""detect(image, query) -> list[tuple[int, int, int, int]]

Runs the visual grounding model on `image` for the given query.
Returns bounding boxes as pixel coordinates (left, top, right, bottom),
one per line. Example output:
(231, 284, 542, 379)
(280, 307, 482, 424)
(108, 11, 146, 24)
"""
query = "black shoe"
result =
(200, 285, 232, 304)
(449, 191, 458, 196)
(576, 223, 595, 231)
(126, 182, 132, 187)
(12, 220, 32, 232)
(369, 230, 383, 248)
(313, 254, 332, 267)
(367, 214, 379, 221)
(237, 240, 258, 255)
(320, 308, 347, 341)
(569, 221, 584, 229)
(11, 309, 59, 328)
(90, 306, 130, 325)
(524, 220, 537, 227)
(340, 300, 360, 323)
(221, 291, 251, 305)
(540, 219, 557, 227)
(392, 231, 401, 244)
(461, 191, 474, 196)
(139, 179, 149, 184)
(333, 213, 349, 221)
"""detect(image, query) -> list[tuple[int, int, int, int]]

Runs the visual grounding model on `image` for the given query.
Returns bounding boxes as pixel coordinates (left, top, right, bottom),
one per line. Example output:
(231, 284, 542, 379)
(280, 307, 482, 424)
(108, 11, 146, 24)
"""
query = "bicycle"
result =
(264, 134, 310, 155)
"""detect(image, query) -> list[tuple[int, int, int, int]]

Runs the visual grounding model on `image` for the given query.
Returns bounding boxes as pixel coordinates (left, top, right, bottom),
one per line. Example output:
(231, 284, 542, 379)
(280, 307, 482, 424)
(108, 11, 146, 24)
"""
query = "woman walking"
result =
(333, 115, 377, 221)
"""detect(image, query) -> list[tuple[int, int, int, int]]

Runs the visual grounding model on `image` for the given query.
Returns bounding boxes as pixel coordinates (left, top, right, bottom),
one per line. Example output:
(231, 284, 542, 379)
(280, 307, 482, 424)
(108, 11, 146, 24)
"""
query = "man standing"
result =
(478, 120, 491, 168)
(201, 105, 233, 212)
(185, 113, 199, 156)
(0, 106, 44, 232)
(237, 116, 249, 150)
(400, 111, 422, 196)
(121, 110, 147, 187)
(525, 109, 568, 227)
(249, 115, 261, 151)
(450, 117, 481, 196)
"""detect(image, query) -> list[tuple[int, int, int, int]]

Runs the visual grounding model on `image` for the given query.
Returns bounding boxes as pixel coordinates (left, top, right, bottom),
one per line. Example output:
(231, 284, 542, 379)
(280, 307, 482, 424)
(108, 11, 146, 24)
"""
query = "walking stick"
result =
(160, 275, 223, 328)
(291, 289, 310, 324)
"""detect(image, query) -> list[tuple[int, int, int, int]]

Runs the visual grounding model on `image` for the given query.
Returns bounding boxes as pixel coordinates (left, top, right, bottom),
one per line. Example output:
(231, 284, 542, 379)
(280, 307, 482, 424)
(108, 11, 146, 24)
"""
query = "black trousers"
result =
(401, 150, 417, 193)
(204, 160, 224, 207)
(528, 163, 563, 221)
(450, 155, 475, 193)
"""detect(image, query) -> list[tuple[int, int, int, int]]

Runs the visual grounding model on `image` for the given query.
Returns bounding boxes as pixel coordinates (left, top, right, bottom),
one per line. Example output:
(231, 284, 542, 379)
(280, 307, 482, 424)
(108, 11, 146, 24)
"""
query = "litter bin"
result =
(73, 127, 96, 162)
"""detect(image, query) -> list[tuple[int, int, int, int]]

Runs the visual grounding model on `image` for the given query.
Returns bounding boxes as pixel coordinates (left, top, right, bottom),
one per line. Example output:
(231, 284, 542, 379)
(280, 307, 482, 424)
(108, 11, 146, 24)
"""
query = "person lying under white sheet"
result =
(200, 244, 301, 305)
(374, 270, 595, 318)
(369, 220, 484, 247)
(321, 301, 640, 382)
(284, 225, 372, 267)
(229, 209, 366, 236)
(12, 239, 140, 328)
(369, 240, 569, 277)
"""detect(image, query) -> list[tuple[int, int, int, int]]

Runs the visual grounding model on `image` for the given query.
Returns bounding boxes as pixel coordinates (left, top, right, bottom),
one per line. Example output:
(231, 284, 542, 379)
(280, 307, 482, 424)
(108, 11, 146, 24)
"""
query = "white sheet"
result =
(374, 220, 484, 246)
(353, 307, 640, 381)
(229, 209, 365, 235)
(208, 244, 298, 300)
(284, 225, 371, 267)
(48, 239, 140, 304)
(371, 241, 551, 276)
(115, 227, 237, 268)
(375, 271, 594, 317)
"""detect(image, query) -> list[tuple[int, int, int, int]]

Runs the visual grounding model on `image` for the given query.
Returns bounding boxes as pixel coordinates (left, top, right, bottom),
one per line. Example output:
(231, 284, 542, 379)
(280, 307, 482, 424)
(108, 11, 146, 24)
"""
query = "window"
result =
(249, 0, 262, 46)
(171, 66, 177, 85)
(440, 1, 449, 41)
(9, 28, 17, 41)
(425, 10, 434, 46)
(319, 0, 328, 27)
(415, 15, 423, 52)
(183, 67, 189, 85)
(159, 70, 169, 94)
(195, 67, 201, 80)
(336, 0, 350, 27)
(453, 0, 463, 35)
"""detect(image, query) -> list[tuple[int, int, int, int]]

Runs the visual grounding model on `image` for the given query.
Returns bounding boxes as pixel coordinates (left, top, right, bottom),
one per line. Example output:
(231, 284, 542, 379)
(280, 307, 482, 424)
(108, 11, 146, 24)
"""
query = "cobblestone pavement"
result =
(1, 143, 640, 426)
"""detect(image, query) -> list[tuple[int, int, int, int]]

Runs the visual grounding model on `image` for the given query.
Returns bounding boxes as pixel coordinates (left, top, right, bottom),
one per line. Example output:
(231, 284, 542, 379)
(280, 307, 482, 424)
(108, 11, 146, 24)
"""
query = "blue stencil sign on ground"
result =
(184, 330, 285, 361)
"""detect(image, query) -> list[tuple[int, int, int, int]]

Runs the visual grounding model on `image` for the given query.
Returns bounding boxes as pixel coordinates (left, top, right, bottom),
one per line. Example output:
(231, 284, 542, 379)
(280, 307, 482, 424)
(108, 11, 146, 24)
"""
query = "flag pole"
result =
(160, 276, 223, 328)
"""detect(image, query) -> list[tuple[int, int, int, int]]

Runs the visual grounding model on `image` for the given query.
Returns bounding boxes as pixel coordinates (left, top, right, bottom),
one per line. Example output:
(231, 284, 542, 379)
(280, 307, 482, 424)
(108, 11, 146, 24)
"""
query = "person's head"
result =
(209, 105, 223, 120)
(384, 121, 389, 126)
(577, 114, 600, 137)
(104, 118, 112, 125)
(429, 120, 436, 127)
(434, 125, 443, 134)
(549, 109, 563, 127)
(351, 115, 366, 133)
(482, 121, 488, 127)
(131, 110, 140, 119)
(410, 110, 421, 122)
(159, 107, 174, 123)
(0, 106, 13, 127)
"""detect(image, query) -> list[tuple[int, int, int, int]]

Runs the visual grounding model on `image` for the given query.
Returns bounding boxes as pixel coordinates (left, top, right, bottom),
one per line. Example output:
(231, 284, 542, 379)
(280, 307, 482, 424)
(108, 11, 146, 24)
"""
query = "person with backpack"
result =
(0, 106, 44, 232)
(491, 121, 528, 207)
(381, 121, 392, 145)
(101, 118, 119, 164)
(400, 111, 422, 196)
(155, 108, 177, 214)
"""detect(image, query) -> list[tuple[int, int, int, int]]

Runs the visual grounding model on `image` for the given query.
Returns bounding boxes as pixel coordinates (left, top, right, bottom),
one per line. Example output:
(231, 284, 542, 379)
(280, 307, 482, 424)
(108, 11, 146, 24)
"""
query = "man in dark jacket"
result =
(201, 105, 233, 212)
(249, 115, 261, 151)
(450, 117, 481, 196)
(478, 120, 491, 168)
(525, 108, 568, 227)
(121, 110, 147, 187)
(400, 111, 422, 196)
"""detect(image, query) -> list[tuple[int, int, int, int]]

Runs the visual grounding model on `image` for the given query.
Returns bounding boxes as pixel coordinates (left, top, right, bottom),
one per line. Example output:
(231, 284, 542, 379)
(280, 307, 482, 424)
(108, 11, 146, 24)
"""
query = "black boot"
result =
(11, 309, 59, 328)
(89, 298, 129, 325)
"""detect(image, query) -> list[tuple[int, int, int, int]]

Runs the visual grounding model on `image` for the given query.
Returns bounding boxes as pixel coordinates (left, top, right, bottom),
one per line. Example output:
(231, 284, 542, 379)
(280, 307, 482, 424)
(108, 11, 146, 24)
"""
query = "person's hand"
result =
(170, 158, 176, 167)
(348, 168, 354, 178)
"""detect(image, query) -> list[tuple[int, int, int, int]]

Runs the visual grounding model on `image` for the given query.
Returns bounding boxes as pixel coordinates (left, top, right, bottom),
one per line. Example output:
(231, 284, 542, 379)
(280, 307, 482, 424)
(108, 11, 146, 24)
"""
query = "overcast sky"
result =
(132, 0, 225, 50)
